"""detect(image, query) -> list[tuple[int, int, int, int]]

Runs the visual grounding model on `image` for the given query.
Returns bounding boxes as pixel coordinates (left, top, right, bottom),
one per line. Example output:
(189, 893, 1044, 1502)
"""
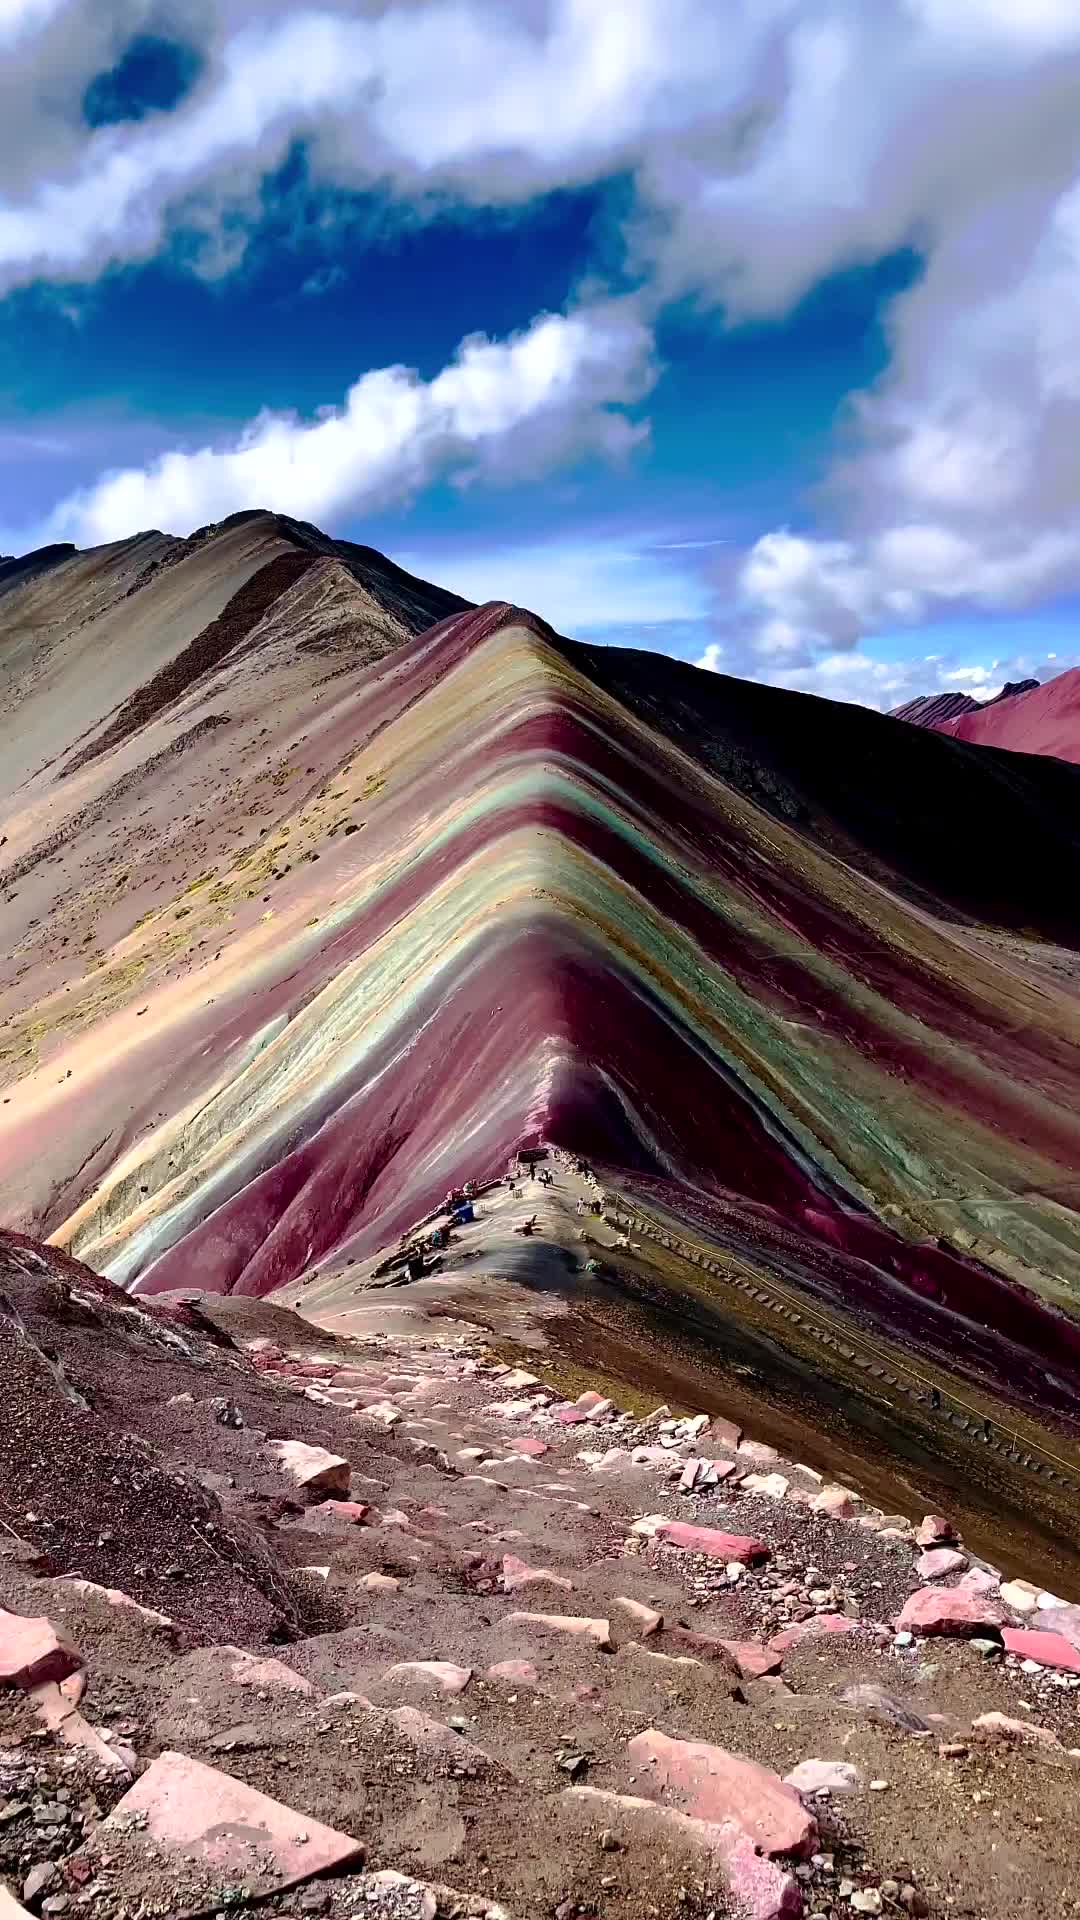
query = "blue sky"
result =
(4, 1, 1080, 709)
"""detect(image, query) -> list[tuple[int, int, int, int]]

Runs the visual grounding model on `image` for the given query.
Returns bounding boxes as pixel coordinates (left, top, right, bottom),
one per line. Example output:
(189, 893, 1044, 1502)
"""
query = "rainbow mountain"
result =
(4, 510, 1080, 1553)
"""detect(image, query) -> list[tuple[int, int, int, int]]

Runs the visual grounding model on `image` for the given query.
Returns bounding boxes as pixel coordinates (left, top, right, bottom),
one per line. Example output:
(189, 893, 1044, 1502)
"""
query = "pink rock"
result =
(895, 1588, 1004, 1637)
(384, 1661, 473, 1695)
(505, 1612, 613, 1650)
(563, 1788, 801, 1920)
(224, 1649, 314, 1694)
(360, 1572, 401, 1593)
(573, 1390, 609, 1412)
(812, 1486, 858, 1520)
(0, 1610, 82, 1692)
(507, 1436, 549, 1457)
(959, 1568, 1000, 1595)
(701, 1416, 742, 1452)
(501, 1554, 573, 1595)
(915, 1513, 957, 1548)
(1001, 1628, 1080, 1673)
(657, 1520, 769, 1563)
(314, 1499, 371, 1525)
(614, 1597, 663, 1637)
(268, 1440, 351, 1499)
(487, 1660, 540, 1685)
(916, 1548, 967, 1580)
(769, 1614, 859, 1654)
(387, 1706, 489, 1765)
(736, 1441, 780, 1466)
(30, 1681, 132, 1776)
(718, 1640, 784, 1680)
(971, 1711, 1061, 1749)
(98, 1750, 362, 1893)
(628, 1728, 816, 1857)
(1033, 1602, 1080, 1648)
(556, 1406, 592, 1426)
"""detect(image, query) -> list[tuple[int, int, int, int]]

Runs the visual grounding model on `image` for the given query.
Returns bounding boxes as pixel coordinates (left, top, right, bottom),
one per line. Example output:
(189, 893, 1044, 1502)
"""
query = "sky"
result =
(3, 2, 1080, 709)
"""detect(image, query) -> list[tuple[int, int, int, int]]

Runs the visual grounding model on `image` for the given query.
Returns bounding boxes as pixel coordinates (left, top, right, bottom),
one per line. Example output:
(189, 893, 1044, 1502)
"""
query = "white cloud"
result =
(32, 301, 654, 546)
(8, 0, 1080, 695)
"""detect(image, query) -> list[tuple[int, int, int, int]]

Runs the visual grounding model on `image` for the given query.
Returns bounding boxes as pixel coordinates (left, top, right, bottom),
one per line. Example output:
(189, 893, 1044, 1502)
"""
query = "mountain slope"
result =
(893, 669, 1080, 767)
(3, 523, 1080, 1567)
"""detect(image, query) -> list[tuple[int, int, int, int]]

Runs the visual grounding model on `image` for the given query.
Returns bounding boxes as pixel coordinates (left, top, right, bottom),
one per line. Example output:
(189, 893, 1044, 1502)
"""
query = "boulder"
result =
(268, 1440, 351, 1499)
(94, 1750, 362, 1894)
(656, 1520, 769, 1563)
(736, 1441, 780, 1466)
(895, 1589, 1003, 1638)
(0, 1611, 82, 1692)
(1032, 1602, 1080, 1648)
(741, 1472, 790, 1500)
(628, 1728, 816, 1857)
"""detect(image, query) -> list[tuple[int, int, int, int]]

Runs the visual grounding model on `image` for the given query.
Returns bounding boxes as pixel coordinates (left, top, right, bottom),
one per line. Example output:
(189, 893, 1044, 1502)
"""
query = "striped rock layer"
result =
(3, 523, 1080, 1443)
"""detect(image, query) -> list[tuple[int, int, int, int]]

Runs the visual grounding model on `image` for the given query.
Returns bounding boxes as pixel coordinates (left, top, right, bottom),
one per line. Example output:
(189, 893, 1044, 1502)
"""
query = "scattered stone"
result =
(384, 1662, 473, 1695)
(812, 1486, 858, 1519)
(851, 1892, 883, 1915)
(895, 1588, 1004, 1637)
(736, 1441, 780, 1466)
(959, 1568, 1000, 1595)
(360, 1572, 402, 1593)
(783, 1760, 862, 1796)
(487, 1660, 540, 1685)
(1000, 1578, 1041, 1614)
(501, 1554, 573, 1595)
(268, 1440, 352, 1499)
(655, 1520, 769, 1562)
(916, 1547, 967, 1580)
(969, 1638, 1002, 1659)
(914, 1514, 957, 1548)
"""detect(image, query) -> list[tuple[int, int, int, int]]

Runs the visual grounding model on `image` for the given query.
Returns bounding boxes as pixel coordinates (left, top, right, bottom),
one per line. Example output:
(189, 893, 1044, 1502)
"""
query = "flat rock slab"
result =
(505, 1611, 613, 1650)
(1001, 1628, 1080, 1673)
(628, 1728, 816, 1857)
(565, 1787, 802, 1920)
(384, 1661, 474, 1695)
(92, 1750, 363, 1899)
(656, 1521, 769, 1563)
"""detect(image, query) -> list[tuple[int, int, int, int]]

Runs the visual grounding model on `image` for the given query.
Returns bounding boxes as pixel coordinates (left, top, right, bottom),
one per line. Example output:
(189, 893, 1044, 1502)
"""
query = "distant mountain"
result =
(893, 670, 1080, 766)
(3, 511, 1080, 1523)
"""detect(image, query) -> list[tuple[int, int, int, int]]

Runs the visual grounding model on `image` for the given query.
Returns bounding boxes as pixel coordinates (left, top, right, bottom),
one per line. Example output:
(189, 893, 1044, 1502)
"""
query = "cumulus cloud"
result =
(34, 300, 654, 545)
(8, 0, 1080, 691)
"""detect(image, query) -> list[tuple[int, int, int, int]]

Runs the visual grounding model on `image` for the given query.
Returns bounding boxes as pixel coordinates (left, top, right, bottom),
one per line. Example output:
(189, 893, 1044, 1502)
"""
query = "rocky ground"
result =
(2, 1201, 1080, 1920)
